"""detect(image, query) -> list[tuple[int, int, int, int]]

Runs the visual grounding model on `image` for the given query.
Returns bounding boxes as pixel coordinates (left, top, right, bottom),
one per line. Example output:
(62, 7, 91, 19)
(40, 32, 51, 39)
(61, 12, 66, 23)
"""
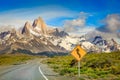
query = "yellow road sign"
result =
(71, 45, 86, 61)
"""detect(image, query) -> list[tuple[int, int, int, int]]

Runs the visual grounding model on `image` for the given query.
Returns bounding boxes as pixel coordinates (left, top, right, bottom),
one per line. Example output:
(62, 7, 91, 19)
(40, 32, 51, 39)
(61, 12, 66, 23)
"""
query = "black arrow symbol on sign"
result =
(76, 48, 81, 58)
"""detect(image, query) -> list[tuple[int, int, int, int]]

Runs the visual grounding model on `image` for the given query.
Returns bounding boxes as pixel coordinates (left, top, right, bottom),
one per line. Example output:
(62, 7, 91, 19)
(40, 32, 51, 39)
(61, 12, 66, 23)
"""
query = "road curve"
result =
(0, 59, 69, 80)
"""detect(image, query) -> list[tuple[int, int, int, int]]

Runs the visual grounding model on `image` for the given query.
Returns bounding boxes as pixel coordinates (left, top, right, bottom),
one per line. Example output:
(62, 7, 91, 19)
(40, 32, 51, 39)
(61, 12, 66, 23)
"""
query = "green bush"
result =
(44, 51, 120, 79)
(0, 54, 37, 65)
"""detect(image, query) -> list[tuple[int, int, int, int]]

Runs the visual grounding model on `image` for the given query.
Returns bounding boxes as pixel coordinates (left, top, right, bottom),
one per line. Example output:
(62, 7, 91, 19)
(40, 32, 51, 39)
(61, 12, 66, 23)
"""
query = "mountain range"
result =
(0, 17, 120, 56)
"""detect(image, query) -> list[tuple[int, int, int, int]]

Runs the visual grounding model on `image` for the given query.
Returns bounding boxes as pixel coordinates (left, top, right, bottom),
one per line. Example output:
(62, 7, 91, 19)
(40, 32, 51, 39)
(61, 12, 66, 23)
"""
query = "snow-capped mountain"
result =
(0, 17, 67, 56)
(91, 36, 120, 52)
(48, 36, 80, 51)
(0, 17, 120, 55)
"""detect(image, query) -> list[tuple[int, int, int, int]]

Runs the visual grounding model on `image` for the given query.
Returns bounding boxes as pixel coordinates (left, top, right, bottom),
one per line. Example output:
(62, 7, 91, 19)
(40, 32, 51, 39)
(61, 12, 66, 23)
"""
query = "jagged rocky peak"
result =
(92, 36, 107, 45)
(55, 28, 59, 33)
(52, 28, 69, 37)
(32, 17, 47, 35)
(0, 31, 11, 39)
(22, 21, 31, 35)
(92, 36, 103, 43)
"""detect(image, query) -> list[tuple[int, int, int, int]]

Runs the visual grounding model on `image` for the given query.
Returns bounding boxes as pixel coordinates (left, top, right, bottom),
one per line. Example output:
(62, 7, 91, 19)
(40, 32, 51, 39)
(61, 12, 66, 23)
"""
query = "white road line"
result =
(38, 66, 49, 80)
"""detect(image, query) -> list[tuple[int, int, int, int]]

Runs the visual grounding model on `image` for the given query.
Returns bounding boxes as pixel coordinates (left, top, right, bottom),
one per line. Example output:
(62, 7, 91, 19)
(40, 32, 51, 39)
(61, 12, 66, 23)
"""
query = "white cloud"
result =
(69, 27, 95, 36)
(96, 14, 120, 38)
(0, 25, 14, 32)
(63, 19, 85, 32)
(63, 12, 94, 35)
(0, 5, 78, 28)
(65, 19, 85, 27)
(105, 14, 120, 32)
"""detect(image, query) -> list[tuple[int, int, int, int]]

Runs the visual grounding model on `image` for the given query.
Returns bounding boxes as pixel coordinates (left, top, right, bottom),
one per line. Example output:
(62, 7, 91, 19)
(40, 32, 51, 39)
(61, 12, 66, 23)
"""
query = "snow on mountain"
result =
(81, 41, 94, 49)
(46, 32, 120, 53)
(0, 31, 11, 39)
(0, 17, 120, 55)
(29, 29, 41, 37)
(57, 36, 80, 50)
(32, 17, 47, 35)
(91, 36, 120, 52)
(80, 41, 100, 53)
(21, 17, 48, 37)
(48, 36, 85, 51)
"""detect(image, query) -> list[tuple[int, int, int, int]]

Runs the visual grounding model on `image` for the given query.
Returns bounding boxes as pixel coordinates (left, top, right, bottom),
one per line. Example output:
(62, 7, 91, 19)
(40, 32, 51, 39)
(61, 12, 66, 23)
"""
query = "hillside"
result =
(44, 52, 120, 80)
(0, 54, 39, 65)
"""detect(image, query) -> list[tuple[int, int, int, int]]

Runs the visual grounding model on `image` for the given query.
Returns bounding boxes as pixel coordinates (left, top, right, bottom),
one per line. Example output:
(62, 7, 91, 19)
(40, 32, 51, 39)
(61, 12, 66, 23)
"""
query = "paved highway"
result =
(0, 59, 69, 80)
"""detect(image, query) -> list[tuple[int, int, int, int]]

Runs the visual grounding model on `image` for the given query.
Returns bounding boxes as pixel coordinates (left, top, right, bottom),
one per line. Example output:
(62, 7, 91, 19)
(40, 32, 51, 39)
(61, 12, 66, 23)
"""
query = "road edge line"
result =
(38, 66, 48, 80)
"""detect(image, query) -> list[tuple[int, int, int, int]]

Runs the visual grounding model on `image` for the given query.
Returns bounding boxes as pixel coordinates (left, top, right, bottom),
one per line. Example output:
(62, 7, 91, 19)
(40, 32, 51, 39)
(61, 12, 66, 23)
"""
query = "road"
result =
(0, 59, 70, 80)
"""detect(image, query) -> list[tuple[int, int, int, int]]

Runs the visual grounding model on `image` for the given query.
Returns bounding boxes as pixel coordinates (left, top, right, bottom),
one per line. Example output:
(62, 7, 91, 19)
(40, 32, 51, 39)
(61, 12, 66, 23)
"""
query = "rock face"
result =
(92, 36, 107, 46)
(0, 31, 10, 39)
(22, 22, 31, 36)
(52, 28, 69, 37)
(32, 17, 47, 35)
(49, 28, 69, 37)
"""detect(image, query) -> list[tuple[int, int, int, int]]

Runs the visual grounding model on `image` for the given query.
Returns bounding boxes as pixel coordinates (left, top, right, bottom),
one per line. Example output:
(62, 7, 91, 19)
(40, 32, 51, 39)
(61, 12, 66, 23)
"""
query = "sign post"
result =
(70, 45, 86, 78)
(78, 61, 80, 78)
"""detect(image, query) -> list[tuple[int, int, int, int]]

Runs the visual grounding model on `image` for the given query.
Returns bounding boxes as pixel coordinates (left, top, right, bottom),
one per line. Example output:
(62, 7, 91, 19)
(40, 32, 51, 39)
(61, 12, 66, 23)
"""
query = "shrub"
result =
(44, 51, 120, 79)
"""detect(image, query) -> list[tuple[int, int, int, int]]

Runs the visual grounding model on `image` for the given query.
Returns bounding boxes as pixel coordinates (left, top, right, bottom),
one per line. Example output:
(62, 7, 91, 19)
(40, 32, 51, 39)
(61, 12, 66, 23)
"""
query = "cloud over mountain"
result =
(97, 14, 120, 33)
(63, 18, 85, 32)
(96, 14, 120, 38)
(0, 25, 14, 32)
(63, 12, 95, 35)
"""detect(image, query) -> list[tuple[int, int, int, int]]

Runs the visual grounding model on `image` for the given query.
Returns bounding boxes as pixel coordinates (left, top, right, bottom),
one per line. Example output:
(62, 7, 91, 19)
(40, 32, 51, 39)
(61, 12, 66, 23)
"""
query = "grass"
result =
(43, 51, 120, 80)
(0, 53, 40, 65)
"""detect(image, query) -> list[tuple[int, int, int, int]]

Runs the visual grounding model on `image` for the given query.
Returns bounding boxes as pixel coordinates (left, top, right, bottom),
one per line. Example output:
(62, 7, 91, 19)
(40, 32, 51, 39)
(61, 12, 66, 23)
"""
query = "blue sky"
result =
(0, 0, 120, 34)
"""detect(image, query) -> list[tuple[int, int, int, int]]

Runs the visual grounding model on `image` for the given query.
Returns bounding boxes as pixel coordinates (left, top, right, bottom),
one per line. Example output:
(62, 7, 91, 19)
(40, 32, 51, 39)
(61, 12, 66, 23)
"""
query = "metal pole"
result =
(78, 61, 80, 78)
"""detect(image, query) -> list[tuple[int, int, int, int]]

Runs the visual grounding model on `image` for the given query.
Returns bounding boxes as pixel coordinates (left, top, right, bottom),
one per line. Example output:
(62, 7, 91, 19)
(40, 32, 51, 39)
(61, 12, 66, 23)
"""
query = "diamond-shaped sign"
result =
(71, 45, 86, 61)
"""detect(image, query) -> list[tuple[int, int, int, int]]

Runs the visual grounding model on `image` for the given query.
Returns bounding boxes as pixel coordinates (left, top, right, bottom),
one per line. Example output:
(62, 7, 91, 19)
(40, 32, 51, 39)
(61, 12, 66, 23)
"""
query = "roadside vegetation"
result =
(44, 51, 120, 80)
(0, 53, 41, 65)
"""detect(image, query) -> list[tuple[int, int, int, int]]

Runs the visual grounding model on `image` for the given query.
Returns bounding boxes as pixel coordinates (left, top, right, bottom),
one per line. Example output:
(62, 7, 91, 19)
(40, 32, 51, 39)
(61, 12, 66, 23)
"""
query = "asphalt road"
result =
(0, 59, 70, 80)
